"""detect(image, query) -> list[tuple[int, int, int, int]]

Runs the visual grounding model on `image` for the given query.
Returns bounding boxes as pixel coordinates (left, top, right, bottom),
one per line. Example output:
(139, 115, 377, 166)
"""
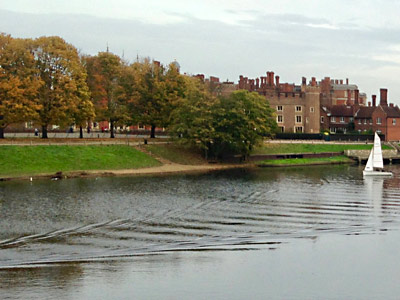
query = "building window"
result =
(393, 119, 396, 125)
(310, 107, 314, 113)
(369, 119, 373, 125)
(138, 124, 145, 130)
(296, 106, 302, 112)
(331, 117, 336, 123)
(358, 119, 361, 124)
(377, 117, 382, 125)
(330, 127, 336, 133)
(277, 105, 283, 111)
(277, 115, 283, 123)
(364, 119, 367, 124)
(349, 117, 353, 122)
(306, 117, 309, 123)
(279, 126, 284, 133)
(340, 117, 345, 123)
(296, 115, 302, 123)
(321, 116, 324, 123)
(295, 126, 303, 133)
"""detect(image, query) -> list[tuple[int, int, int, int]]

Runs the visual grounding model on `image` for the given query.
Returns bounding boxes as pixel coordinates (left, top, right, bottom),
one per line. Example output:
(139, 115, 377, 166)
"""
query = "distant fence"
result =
(275, 133, 323, 140)
(274, 133, 383, 142)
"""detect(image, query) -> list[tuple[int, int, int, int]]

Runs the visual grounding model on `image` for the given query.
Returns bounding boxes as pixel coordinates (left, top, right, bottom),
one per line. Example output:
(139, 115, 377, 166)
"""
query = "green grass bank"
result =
(253, 143, 389, 154)
(257, 155, 354, 167)
(0, 145, 161, 177)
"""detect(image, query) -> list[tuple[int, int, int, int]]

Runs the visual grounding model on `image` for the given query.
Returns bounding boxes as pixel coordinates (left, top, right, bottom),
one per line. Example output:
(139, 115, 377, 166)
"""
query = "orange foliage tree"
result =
(0, 34, 42, 138)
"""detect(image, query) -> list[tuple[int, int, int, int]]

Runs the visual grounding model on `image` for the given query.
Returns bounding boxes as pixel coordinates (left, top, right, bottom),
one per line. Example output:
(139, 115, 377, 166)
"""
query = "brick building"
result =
(238, 72, 321, 133)
(354, 89, 400, 141)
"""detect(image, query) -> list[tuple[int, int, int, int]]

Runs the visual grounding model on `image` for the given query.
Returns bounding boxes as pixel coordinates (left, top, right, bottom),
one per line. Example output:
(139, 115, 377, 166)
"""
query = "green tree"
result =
(214, 90, 277, 157)
(32, 36, 90, 138)
(85, 52, 129, 138)
(132, 59, 184, 138)
(0, 34, 42, 138)
(170, 87, 277, 159)
(169, 76, 217, 158)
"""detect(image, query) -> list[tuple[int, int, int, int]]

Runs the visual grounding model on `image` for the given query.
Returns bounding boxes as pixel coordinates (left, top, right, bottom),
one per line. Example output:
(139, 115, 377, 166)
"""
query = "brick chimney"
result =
(302, 77, 307, 86)
(380, 88, 388, 106)
(354, 89, 359, 105)
(239, 75, 244, 89)
(340, 79, 343, 85)
(256, 78, 260, 89)
(368, 101, 371, 107)
(270, 72, 275, 86)
(311, 77, 317, 87)
(372, 95, 376, 107)
(346, 78, 349, 85)
(275, 75, 280, 87)
(390, 103, 394, 107)
(347, 89, 351, 106)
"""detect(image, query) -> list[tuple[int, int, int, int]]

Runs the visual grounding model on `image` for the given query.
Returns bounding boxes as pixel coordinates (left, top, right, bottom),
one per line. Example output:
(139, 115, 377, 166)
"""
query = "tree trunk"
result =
(41, 125, 48, 139)
(150, 125, 156, 139)
(0, 127, 4, 139)
(79, 126, 83, 139)
(110, 120, 115, 138)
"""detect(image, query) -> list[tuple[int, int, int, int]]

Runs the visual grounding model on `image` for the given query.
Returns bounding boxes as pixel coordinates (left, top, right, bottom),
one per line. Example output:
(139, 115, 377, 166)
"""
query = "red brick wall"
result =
(386, 117, 400, 141)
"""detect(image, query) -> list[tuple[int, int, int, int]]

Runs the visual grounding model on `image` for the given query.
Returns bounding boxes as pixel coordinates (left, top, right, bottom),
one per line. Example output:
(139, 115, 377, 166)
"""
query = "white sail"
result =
(372, 132, 384, 169)
(363, 132, 392, 176)
(364, 147, 374, 171)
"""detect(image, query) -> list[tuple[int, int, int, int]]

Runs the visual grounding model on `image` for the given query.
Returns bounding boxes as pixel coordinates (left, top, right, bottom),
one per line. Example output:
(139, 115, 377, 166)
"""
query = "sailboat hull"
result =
(363, 170, 392, 176)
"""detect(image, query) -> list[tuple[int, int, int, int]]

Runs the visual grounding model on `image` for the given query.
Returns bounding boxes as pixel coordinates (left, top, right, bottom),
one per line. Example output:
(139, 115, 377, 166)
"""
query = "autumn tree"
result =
(32, 36, 91, 138)
(72, 57, 95, 139)
(0, 34, 42, 138)
(85, 52, 130, 138)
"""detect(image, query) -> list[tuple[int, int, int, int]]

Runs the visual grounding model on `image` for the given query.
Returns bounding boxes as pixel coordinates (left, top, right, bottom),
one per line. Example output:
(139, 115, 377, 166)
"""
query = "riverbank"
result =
(257, 155, 354, 167)
(0, 143, 248, 181)
(0, 141, 373, 181)
(0, 163, 249, 181)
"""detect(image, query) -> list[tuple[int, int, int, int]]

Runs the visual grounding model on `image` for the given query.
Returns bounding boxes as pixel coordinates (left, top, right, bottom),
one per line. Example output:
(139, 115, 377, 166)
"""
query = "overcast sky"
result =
(1, 0, 400, 104)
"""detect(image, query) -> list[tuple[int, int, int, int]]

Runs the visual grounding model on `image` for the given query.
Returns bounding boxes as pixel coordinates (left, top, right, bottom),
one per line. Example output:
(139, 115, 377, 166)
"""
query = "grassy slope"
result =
(252, 143, 391, 154)
(0, 145, 161, 176)
(144, 144, 208, 165)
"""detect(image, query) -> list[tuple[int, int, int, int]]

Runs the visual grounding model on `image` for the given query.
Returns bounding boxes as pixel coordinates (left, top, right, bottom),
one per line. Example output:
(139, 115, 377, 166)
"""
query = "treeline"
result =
(0, 33, 276, 157)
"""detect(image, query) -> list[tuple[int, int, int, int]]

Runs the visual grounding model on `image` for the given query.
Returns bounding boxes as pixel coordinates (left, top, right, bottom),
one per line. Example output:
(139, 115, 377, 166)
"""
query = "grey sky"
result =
(1, 0, 400, 104)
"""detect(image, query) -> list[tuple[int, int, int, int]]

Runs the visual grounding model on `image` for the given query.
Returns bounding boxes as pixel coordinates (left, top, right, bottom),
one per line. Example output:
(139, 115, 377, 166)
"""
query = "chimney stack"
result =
(368, 101, 371, 107)
(340, 79, 343, 85)
(354, 89, 359, 105)
(372, 95, 376, 107)
(302, 77, 307, 86)
(275, 75, 280, 87)
(256, 78, 260, 89)
(346, 78, 349, 85)
(380, 88, 388, 106)
(311, 77, 317, 87)
(390, 103, 394, 107)
(347, 89, 351, 106)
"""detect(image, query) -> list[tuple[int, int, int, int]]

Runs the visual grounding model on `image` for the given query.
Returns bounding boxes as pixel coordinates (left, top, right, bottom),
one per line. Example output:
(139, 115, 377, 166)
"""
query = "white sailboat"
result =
(363, 132, 392, 176)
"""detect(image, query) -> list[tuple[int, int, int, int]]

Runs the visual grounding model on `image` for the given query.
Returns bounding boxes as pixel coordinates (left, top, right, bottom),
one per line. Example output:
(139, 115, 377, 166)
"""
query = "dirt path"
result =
(0, 163, 248, 181)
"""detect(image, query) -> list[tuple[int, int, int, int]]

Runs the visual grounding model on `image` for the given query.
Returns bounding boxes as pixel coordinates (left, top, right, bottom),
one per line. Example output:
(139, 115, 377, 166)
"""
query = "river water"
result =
(1, 165, 400, 299)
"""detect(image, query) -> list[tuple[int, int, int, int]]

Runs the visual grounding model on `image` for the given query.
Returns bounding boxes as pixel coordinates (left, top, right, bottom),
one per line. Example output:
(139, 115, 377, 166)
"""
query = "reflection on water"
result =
(2, 164, 400, 298)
